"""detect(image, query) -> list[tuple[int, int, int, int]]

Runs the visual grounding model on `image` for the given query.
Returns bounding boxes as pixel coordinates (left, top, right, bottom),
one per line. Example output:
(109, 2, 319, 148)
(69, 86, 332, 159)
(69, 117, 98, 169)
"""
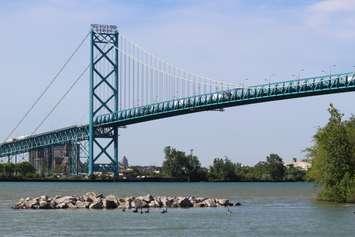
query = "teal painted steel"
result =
(96, 72, 355, 127)
(88, 24, 119, 176)
(1, 73, 354, 158)
(0, 126, 88, 157)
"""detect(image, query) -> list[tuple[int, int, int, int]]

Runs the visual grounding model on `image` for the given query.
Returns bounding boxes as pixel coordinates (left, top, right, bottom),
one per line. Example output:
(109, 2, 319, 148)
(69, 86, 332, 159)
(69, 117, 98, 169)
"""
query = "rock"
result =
(57, 202, 68, 209)
(178, 197, 193, 208)
(103, 195, 118, 209)
(49, 199, 57, 209)
(142, 194, 154, 203)
(193, 202, 206, 208)
(83, 192, 98, 202)
(203, 198, 217, 207)
(131, 199, 147, 208)
(40, 195, 48, 201)
(75, 201, 88, 208)
(54, 196, 77, 205)
(216, 199, 233, 207)
(25, 199, 38, 209)
(39, 200, 49, 209)
(67, 203, 77, 209)
(160, 196, 174, 207)
(234, 202, 241, 206)
(89, 198, 103, 209)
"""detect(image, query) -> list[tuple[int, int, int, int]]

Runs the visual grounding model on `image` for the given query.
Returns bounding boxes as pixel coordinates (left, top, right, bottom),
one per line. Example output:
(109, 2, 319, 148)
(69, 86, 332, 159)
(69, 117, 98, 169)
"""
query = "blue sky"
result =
(1, 0, 355, 166)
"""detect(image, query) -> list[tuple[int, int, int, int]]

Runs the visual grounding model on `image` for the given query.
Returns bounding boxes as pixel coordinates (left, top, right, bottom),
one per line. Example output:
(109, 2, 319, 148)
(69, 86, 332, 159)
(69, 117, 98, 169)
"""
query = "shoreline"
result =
(0, 177, 308, 183)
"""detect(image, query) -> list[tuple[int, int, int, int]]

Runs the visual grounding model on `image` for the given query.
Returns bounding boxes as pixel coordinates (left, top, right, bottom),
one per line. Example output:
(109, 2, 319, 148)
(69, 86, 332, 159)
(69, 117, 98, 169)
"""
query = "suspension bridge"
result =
(0, 24, 354, 176)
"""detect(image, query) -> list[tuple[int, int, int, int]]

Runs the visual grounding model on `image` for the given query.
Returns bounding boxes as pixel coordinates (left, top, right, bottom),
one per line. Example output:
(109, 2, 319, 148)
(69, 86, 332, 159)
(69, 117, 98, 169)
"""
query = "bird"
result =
(225, 206, 232, 216)
(161, 207, 168, 214)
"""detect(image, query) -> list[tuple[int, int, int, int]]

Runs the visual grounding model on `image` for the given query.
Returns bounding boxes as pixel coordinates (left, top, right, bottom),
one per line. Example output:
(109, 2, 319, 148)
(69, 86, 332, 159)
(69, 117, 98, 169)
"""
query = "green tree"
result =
(15, 162, 36, 177)
(307, 104, 355, 202)
(0, 163, 4, 176)
(161, 146, 205, 181)
(266, 153, 286, 181)
(285, 165, 306, 181)
(3, 163, 16, 177)
(208, 157, 240, 181)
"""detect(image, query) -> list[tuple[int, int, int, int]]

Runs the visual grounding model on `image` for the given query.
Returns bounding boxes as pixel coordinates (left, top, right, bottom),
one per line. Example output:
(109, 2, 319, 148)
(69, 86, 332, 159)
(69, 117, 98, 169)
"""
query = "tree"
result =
(307, 104, 355, 202)
(266, 153, 286, 181)
(161, 146, 205, 181)
(0, 163, 4, 176)
(285, 165, 306, 181)
(3, 163, 16, 177)
(208, 157, 240, 181)
(15, 162, 36, 177)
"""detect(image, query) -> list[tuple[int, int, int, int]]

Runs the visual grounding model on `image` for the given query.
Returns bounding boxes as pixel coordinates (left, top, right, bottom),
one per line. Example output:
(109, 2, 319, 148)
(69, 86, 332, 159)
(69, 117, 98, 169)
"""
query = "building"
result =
(121, 155, 129, 170)
(29, 143, 80, 176)
(286, 159, 311, 171)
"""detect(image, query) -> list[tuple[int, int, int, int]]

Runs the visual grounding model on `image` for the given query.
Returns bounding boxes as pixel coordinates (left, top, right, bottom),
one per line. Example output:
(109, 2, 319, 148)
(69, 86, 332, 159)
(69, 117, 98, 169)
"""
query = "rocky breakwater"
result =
(14, 192, 240, 210)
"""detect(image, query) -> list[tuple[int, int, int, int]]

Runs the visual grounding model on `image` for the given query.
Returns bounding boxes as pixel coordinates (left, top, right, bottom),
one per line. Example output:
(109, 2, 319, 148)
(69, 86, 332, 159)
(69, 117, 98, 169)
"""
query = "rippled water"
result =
(0, 182, 354, 237)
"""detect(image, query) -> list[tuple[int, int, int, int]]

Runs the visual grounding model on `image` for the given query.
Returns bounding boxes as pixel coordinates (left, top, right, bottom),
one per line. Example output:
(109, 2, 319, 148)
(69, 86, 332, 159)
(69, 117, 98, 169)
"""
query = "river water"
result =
(0, 182, 354, 237)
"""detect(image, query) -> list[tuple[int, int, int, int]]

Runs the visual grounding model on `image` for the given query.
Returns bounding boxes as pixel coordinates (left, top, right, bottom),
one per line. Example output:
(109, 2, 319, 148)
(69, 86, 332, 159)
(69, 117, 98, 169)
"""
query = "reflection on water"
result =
(0, 182, 354, 237)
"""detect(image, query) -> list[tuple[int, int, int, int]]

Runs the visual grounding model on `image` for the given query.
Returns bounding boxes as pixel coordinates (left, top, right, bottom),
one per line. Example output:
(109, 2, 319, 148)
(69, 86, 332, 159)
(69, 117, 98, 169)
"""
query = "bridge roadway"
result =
(1, 72, 355, 157)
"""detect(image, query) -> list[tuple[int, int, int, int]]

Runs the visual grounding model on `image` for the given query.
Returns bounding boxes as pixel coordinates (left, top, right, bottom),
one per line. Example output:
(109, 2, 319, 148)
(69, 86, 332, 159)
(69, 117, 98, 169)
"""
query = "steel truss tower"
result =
(88, 24, 119, 176)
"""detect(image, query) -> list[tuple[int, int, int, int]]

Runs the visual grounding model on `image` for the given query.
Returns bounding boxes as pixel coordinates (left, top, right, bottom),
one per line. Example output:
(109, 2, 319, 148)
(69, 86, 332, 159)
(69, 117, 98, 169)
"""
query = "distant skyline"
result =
(1, 0, 355, 166)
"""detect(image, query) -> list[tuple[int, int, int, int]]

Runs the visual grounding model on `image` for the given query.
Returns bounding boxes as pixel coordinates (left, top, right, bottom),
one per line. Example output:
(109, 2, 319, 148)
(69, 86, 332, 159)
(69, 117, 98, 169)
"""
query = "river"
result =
(0, 182, 354, 236)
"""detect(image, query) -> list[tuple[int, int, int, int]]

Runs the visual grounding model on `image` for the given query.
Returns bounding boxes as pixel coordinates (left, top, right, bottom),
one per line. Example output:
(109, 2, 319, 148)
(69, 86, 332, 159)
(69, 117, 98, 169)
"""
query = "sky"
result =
(0, 0, 355, 166)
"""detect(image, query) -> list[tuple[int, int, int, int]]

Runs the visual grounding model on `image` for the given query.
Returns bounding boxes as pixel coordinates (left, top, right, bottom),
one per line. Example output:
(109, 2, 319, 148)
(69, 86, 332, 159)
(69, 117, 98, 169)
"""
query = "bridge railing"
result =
(0, 126, 88, 157)
(95, 72, 355, 126)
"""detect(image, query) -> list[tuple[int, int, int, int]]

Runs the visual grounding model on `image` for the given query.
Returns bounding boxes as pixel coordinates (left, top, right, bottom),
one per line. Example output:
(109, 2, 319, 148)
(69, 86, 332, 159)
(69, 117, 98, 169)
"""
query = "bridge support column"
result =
(88, 24, 120, 176)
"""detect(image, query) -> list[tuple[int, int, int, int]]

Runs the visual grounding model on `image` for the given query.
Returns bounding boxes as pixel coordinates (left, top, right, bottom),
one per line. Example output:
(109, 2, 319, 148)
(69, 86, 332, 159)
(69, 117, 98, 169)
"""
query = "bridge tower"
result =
(88, 24, 119, 176)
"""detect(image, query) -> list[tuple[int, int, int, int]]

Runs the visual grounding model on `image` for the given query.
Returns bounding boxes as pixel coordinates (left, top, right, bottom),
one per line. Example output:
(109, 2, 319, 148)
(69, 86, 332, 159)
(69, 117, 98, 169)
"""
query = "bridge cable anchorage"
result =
(3, 31, 90, 142)
(30, 42, 109, 135)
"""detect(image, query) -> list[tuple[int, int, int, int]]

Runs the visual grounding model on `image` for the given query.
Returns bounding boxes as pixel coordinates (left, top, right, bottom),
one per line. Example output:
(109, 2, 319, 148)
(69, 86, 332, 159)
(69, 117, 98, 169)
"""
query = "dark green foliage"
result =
(208, 157, 241, 181)
(161, 146, 304, 182)
(0, 162, 36, 177)
(285, 165, 306, 181)
(266, 154, 286, 181)
(162, 146, 207, 181)
(15, 162, 36, 177)
(307, 104, 355, 202)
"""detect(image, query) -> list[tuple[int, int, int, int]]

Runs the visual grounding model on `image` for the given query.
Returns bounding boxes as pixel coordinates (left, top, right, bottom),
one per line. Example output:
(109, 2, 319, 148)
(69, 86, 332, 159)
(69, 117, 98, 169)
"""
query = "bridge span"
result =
(1, 24, 354, 175)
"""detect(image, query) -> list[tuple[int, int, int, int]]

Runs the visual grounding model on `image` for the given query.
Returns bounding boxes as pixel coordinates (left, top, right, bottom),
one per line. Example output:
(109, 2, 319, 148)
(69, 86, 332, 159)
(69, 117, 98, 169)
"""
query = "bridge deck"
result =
(1, 72, 354, 157)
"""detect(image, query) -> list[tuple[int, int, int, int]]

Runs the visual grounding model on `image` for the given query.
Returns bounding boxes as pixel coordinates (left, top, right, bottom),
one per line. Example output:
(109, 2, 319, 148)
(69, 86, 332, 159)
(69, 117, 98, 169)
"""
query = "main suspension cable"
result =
(3, 31, 90, 142)
(31, 64, 90, 135)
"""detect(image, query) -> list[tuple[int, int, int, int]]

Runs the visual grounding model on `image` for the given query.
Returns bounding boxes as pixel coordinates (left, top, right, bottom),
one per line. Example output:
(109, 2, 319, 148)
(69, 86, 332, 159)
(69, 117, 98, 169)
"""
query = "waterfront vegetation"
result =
(307, 104, 355, 203)
(1, 104, 354, 204)
(161, 146, 305, 182)
(0, 162, 37, 178)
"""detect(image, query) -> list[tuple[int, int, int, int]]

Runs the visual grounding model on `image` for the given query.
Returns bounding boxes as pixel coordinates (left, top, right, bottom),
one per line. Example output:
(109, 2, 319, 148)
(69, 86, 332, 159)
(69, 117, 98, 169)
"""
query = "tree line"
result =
(160, 146, 306, 182)
(0, 162, 36, 178)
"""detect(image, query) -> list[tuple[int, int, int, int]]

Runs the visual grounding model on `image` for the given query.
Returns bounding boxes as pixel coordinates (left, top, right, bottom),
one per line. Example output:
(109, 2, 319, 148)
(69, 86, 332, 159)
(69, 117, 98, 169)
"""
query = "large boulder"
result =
(39, 200, 50, 209)
(54, 196, 77, 205)
(83, 192, 103, 203)
(57, 202, 68, 209)
(178, 197, 193, 208)
(131, 199, 147, 208)
(203, 198, 217, 207)
(25, 199, 38, 209)
(103, 195, 118, 209)
(89, 198, 103, 209)
(216, 199, 233, 207)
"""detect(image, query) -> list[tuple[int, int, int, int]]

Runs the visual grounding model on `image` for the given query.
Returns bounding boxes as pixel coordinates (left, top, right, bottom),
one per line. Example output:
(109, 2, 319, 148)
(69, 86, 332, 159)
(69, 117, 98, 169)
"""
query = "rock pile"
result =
(14, 192, 240, 210)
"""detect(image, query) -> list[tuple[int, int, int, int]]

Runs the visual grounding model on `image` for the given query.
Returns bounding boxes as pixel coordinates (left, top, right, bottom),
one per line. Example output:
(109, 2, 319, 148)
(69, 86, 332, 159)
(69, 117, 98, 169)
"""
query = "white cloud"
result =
(305, 0, 355, 38)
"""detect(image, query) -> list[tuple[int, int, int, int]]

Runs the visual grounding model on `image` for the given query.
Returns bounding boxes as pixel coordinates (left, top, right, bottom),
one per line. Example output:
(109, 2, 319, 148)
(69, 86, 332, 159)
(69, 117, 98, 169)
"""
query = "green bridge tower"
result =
(88, 24, 119, 176)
